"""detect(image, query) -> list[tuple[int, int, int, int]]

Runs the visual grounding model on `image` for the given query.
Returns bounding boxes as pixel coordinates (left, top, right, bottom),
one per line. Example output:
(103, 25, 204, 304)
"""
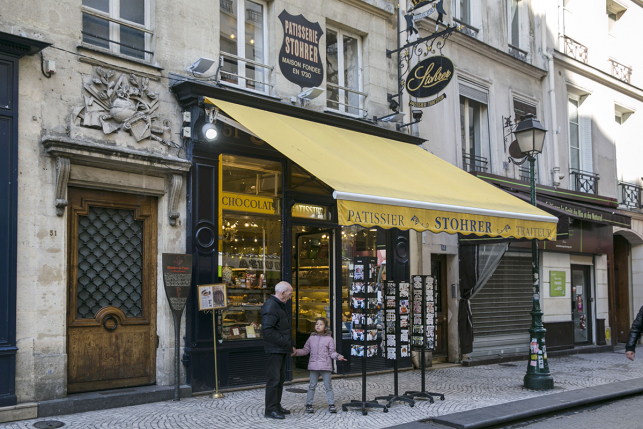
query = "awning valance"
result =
(204, 97, 558, 241)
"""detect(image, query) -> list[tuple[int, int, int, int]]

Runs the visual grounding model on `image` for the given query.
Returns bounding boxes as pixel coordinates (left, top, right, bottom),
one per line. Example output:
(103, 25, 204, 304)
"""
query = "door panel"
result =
(67, 188, 157, 393)
(431, 256, 448, 357)
(571, 265, 591, 344)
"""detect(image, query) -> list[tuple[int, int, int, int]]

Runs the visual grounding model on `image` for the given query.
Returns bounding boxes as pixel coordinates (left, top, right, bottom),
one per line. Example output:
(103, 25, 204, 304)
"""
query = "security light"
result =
(202, 123, 218, 141)
(187, 58, 217, 75)
(298, 87, 325, 100)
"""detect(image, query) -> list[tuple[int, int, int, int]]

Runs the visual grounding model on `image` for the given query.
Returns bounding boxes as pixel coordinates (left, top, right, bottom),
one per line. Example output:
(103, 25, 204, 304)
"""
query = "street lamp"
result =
(513, 114, 554, 390)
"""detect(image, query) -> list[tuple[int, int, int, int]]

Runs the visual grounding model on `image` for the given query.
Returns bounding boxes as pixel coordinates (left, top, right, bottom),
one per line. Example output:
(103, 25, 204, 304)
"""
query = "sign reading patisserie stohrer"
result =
(278, 10, 324, 89)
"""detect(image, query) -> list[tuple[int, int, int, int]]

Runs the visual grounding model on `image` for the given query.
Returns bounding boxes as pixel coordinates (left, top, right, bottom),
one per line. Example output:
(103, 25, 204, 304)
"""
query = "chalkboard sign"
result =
(278, 10, 324, 88)
(162, 253, 193, 316)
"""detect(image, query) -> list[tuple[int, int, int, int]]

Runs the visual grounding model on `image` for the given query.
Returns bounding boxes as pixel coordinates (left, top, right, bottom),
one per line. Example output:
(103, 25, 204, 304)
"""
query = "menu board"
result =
(411, 275, 437, 351)
(350, 257, 382, 358)
(162, 253, 193, 316)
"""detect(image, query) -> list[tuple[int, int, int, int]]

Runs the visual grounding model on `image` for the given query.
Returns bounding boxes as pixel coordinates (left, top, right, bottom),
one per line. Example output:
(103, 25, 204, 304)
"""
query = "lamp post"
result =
(512, 114, 554, 390)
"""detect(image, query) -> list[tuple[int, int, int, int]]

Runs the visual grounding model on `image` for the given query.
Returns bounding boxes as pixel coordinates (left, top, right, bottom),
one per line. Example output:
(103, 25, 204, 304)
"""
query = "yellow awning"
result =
(204, 97, 558, 241)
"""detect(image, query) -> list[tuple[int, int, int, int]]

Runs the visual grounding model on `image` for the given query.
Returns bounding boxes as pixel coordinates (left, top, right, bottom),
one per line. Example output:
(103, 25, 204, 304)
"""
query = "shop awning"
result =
(204, 97, 558, 241)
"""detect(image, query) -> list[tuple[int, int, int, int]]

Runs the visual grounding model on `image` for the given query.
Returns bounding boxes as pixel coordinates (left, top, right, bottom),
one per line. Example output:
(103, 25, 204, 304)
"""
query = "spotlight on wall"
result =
(412, 109, 424, 121)
(202, 108, 219, 141)
(186, 57, 217, 75)
(373, 112, 406, 123)
(298, 87, 325, 100)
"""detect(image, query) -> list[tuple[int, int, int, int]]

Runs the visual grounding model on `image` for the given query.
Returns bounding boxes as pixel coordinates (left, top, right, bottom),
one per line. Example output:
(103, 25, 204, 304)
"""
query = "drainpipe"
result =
(541, 2, 563, 187)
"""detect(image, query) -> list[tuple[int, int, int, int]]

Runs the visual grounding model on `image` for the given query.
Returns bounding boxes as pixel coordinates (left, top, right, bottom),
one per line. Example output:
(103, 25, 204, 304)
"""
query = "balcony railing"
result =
(454, 18, 479, 39)
(219, 52, 274, 93)
(220, 0, 233, 14)
(560, 35, 588, 64)
(570, 168, 599, 195)
(326, 82, 368, 116)
(462, 152, 488, 173)
(610, 59, 632, 84)
(619, 181, 642, 209)
(508, 44, 528, 62)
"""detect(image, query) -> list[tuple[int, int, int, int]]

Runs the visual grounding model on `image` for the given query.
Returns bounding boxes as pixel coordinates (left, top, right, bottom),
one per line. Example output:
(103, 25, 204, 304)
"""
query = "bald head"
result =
(275, 281, 293, 303)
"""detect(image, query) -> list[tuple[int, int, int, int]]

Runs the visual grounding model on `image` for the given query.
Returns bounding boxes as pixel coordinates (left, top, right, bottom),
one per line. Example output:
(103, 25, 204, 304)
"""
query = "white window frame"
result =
(325, 26, 365, 118)
(81, 0, 153, 62)
(219, 0, 271, 94)
(453, 0, 471, 25)
(567, 95, 582, 172)
(507, 0, 521, 48)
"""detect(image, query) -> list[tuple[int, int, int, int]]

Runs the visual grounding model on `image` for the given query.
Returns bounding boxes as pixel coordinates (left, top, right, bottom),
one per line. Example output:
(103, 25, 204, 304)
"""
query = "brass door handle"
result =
(102, 315, 118, 331)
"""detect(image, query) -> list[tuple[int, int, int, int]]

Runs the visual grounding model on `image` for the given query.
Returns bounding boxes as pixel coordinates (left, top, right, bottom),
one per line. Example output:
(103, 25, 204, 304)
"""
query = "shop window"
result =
(507, 0, 520, 48)
(220, 0, 270, 93)
(81, 0, 152, 61)
(221, 154, 282, 197)
(326, 27, 365, 117)
(290, 164, 333, 196)
(220, 154, 283, 341)
(459, 84, 489, 173)
(341, 226, 383, 339)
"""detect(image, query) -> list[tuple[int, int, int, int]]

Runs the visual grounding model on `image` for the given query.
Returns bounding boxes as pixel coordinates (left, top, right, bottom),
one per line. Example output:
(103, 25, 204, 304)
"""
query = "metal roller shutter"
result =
(469, 253, 532, 357)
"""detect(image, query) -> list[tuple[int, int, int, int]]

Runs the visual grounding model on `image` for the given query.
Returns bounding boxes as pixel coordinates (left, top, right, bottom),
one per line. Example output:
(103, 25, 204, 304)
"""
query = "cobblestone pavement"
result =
(498, 394, 643, 429)
(3, 350, 642, 429)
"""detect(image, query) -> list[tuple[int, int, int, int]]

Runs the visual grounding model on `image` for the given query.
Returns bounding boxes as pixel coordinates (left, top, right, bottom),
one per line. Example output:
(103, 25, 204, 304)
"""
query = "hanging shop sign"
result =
(405, 56, 454, 107)
(549, 271, 566, 297)
(220, 192, 277, 215)
(278, 10, 324, 88)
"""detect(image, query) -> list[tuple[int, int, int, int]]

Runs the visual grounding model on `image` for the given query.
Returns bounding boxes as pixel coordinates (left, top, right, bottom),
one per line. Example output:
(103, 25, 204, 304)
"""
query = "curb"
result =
(428, 377, 643, 429)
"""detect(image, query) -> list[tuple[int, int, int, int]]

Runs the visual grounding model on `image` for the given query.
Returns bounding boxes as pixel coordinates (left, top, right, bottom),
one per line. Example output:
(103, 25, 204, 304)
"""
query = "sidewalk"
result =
(2, 348, 641, 429)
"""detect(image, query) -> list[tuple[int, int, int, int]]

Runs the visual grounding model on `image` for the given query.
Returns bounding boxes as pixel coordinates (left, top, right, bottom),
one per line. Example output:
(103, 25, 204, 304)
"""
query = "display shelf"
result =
(227, 305, 263, 310)
(228, 288, 268, 293)
(298, 266, 330, 269)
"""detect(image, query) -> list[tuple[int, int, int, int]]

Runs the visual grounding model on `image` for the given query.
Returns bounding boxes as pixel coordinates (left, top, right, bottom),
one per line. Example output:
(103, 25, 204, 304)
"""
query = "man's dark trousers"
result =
(265, 353, 287, 413)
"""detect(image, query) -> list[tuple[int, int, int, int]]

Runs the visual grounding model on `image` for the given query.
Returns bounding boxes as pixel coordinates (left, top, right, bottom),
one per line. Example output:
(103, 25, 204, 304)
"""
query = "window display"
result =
(219, 154, 283, 341)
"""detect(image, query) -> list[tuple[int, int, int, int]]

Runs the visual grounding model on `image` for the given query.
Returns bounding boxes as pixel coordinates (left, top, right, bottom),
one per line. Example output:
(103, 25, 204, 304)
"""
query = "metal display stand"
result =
(405, 275, 444, 403)
(376, 280, 414, 408)
(342, 257, 388, 415)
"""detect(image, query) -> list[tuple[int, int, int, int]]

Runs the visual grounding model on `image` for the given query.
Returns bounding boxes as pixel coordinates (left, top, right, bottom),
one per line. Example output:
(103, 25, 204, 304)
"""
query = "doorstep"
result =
(37, 384, 192, 419)
(462, 344, 613, 367)
(0, 402, 37, 424)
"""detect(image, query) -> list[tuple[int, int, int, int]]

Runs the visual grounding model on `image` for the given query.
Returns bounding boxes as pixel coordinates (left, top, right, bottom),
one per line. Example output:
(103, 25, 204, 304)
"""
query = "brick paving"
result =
(3, 349, 643, 429)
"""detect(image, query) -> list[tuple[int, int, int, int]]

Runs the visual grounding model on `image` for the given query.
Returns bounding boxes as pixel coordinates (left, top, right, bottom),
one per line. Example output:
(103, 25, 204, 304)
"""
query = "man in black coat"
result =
(626, 305, 643, 360)
(261, 281, 295, 419)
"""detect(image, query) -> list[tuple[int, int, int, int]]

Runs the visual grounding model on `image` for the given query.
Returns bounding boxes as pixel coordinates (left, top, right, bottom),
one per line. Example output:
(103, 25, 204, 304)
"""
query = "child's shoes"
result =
(305, 404, 314, 413)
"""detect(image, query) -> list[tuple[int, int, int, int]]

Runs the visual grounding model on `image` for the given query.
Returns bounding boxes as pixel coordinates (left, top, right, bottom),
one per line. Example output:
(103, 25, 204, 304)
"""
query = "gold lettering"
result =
(407, 62, 452, 92)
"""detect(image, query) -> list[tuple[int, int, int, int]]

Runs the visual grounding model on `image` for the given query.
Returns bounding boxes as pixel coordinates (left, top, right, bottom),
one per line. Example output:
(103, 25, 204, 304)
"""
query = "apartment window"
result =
(82, 0, 152, 61)
(513, 99, 537, 123)
(568, 98, 581, 171)
(326, 27, 364, 116)
(220, 0, 270, 93)
(508, 0, 520, 48)
(459, 83, 489, 173)
(453, 0, 471, 24)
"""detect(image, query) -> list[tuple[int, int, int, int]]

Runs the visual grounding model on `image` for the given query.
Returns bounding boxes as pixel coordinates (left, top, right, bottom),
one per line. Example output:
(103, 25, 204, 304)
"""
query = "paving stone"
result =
(1, 350, 641, 429)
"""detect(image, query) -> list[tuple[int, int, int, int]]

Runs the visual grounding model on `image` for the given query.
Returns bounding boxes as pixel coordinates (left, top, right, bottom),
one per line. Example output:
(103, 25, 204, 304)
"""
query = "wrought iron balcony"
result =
(220, 0, 233, 14)
(508, 44, 528, 62)
(610, 59, 632, 84)
(619, 181, 642, 209)
(462, 152, 488, 173)
(454, 18, 479, 39)
(560, 35, 588, 64)
(570, 168, 599, 195)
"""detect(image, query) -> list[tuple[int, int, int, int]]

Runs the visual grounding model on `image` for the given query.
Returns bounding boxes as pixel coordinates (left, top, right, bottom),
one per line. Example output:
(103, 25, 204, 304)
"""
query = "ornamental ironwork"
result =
(570, 168, 599, 195)
(619, 181, 642, 209)
(610, 59, 632, 84)
(560, 35, 588, 64)
(508, 44, 528, 62)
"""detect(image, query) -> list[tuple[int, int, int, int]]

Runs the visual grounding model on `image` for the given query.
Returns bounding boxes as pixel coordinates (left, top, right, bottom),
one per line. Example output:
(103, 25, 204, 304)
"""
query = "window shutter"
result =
(580, 111, 593, 173)
(459, 83, 488, 104)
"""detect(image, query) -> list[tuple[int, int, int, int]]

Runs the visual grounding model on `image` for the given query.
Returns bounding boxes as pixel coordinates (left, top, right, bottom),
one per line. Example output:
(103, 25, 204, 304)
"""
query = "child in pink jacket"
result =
(293, 318, 346, 413)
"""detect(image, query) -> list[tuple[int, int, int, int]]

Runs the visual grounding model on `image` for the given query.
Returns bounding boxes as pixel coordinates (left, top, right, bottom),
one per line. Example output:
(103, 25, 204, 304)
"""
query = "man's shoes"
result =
(278, 406, 291, 415)
(265, 411, 285, 419)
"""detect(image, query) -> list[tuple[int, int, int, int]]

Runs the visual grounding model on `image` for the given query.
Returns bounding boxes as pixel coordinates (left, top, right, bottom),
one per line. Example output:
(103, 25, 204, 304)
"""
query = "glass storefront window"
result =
(341, 226, 384, 339)
(220, 154, 283, 341)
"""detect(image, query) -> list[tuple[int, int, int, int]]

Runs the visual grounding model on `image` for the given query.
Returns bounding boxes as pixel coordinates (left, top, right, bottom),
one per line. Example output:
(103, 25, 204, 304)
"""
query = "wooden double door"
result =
(67, 188, 157, 393)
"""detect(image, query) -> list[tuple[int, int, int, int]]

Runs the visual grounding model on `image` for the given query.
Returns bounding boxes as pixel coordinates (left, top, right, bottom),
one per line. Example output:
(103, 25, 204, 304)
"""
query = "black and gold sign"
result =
(278, 10, 324, 88)
(409, 0, 437, 11)
(405, 56, 454, 99)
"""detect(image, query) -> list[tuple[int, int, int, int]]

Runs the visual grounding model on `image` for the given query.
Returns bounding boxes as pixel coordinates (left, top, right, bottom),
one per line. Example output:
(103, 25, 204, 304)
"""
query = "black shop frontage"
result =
(174, 83, 417, 392)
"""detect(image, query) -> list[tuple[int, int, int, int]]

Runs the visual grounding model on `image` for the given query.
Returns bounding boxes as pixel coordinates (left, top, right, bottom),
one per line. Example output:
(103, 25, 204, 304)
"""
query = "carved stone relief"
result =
(55, 156, 70, 216)
(71, 67, 171, 145)
(167, 174, 183, 227)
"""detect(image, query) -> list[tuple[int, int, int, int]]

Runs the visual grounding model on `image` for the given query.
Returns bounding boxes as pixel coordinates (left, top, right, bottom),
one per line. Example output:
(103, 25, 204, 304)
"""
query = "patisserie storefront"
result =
(174, 83, 559, 393)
